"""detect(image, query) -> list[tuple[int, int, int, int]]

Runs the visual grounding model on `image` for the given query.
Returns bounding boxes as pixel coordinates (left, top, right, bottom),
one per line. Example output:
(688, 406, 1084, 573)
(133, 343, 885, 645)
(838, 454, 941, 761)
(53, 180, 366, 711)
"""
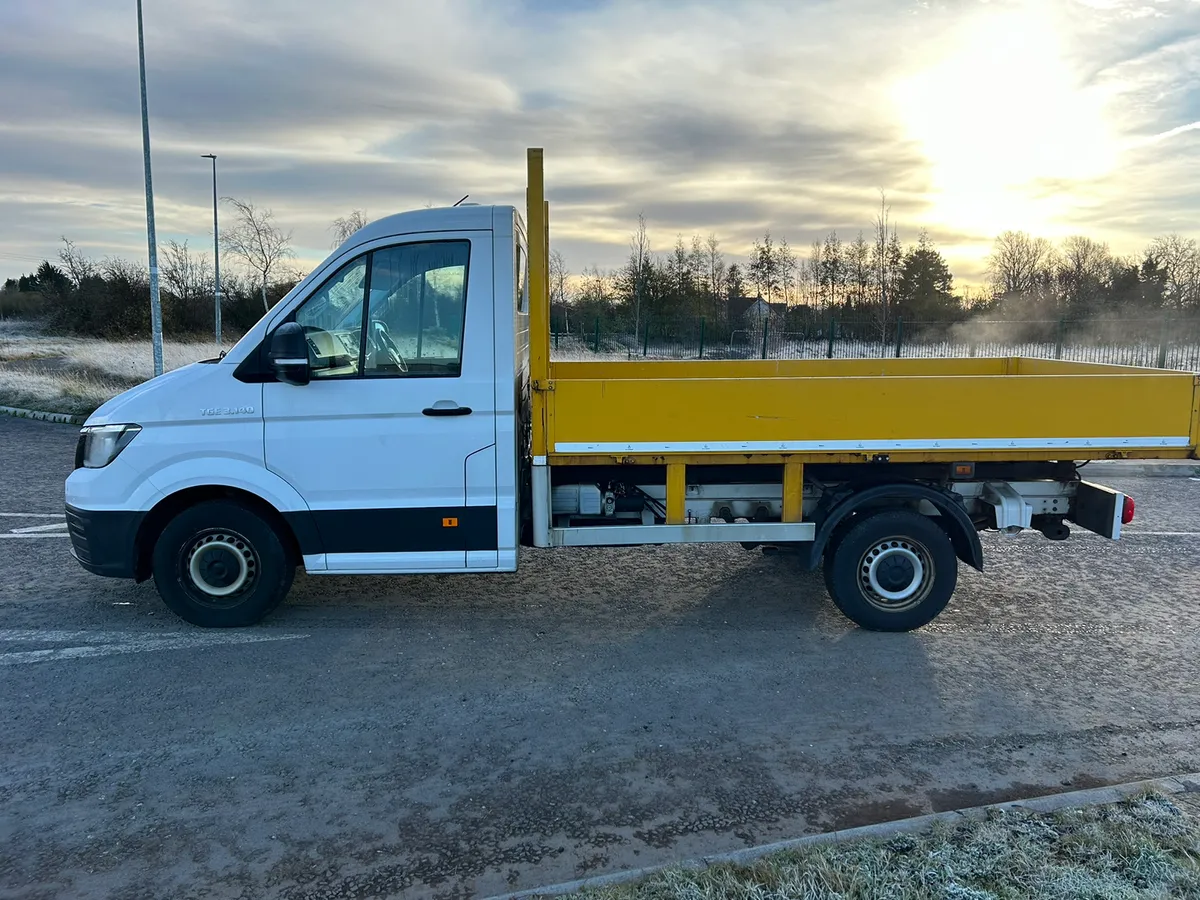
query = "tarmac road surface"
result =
(2, 414, 1199, 899)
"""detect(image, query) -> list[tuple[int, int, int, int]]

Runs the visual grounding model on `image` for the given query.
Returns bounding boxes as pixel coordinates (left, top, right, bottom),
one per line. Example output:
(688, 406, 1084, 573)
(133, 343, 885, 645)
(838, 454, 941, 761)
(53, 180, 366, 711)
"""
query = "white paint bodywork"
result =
(66, 206, 524, 575)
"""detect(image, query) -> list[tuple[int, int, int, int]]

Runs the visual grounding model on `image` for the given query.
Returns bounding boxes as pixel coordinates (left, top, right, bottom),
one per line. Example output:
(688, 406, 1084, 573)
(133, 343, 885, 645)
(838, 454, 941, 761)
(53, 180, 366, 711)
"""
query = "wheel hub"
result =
(874, 552, 917, 593)
(187, 532, 256, 599)
(860, 539, 930, 610)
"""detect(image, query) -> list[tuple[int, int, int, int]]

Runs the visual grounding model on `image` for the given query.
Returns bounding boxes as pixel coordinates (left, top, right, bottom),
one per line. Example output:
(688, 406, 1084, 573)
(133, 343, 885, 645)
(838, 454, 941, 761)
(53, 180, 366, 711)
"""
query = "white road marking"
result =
(1016, 530, 1200, 538)
(0, 630, 151, 642)
(0, 513, 66, 518)
(0, 629, 309, 666)
(10, 522, 69, 533)
(1124, 531, 1200, 536)
(0, 533, 70, 539)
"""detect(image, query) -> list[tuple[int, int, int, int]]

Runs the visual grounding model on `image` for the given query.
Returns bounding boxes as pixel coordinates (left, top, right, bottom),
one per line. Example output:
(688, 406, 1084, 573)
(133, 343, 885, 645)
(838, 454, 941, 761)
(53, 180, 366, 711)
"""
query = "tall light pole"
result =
(136, 0, 164, 376)
(201, 154, 221, 345)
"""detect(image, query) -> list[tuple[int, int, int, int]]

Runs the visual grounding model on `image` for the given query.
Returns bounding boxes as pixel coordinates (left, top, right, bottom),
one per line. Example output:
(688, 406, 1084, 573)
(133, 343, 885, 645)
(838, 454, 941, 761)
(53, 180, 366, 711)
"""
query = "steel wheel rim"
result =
(184, 530, 258, 607)
(859, 537, 933, 612)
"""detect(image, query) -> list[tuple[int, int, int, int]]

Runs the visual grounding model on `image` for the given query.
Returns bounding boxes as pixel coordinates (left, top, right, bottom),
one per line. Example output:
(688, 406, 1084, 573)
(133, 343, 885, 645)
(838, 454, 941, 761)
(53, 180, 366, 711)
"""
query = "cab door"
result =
(262, 233, 497, 572)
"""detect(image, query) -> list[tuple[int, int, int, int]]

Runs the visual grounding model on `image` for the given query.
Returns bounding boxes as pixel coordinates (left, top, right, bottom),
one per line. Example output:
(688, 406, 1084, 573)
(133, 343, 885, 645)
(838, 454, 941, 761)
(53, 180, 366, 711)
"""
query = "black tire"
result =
(821, 514, 857, 599)
(152, 500, 294, 627)
(822, 551, 838, 602)
(826, 510, 957, 632)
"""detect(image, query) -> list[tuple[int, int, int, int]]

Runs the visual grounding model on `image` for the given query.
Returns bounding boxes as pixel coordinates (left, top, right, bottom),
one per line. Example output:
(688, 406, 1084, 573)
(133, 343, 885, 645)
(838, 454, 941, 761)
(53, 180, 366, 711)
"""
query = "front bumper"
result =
(65, 505, 145, 579)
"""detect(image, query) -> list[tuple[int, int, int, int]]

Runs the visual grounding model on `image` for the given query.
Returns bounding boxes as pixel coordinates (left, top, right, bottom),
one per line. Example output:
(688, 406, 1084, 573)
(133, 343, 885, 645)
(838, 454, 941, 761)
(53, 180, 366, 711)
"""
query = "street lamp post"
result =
(136, 0, 164, 376)
(201, 153, 221, 346)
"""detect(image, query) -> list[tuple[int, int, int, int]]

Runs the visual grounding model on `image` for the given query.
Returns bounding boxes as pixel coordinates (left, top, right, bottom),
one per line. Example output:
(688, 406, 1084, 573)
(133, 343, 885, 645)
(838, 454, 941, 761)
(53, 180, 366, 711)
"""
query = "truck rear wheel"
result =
(152, 500, 294, 627)
(825, 510, 957, 632)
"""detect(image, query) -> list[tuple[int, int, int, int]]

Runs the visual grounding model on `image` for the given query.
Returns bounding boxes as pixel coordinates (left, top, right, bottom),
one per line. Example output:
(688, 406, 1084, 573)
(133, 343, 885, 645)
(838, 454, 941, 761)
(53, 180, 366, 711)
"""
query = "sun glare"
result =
(894, 8, 1118, 238)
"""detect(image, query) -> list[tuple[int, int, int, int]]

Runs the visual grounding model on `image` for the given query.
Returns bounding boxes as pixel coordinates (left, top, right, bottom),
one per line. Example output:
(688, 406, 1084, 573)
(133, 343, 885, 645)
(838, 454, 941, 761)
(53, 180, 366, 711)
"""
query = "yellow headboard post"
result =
(527, 148, 551, 457)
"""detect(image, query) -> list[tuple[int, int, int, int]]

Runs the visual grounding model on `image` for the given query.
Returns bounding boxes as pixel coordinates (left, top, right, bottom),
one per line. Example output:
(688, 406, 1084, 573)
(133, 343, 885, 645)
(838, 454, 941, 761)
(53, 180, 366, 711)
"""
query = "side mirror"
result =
(269, 322, 311, 386)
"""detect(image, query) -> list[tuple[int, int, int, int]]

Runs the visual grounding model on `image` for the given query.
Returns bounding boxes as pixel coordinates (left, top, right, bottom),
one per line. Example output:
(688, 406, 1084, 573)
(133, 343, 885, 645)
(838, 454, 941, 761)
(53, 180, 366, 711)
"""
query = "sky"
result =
(1, 0, 1199, 288)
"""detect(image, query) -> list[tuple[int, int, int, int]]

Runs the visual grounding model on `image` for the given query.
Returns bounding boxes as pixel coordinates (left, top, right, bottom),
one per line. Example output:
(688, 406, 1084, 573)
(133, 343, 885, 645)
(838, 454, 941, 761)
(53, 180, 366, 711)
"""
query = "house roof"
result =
(728, 295, 788, 319)
(727, 294, 763, 320)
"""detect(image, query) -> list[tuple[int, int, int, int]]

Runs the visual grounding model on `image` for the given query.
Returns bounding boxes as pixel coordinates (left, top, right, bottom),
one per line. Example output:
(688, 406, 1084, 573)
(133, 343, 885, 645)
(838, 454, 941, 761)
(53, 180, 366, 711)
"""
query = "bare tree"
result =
(99, 256, 149, 289)
(576, 265, 616, 332)
(987, 230, 1056, 298)
(688, 235, 707, 302)
(705, 234, 726, 306)
(1055, 236, 1112, 314)
(549, 249, 570, 332)
(629, 214, 651, 336)
(808, 241, 824, 306)
(820, 231, 844, 306)
(871, 192, 904, 326)
(749, 231, 782, 302)
(1146, 234, 1200, 309)
(160, 240, 213, 305)
(670, 235, 691, 298)
(330, 209, 369, 247)
(58, 237, 96, 287)
(847, 231, 871, 308)
(222, 198, 294, 312)
(775, 237, 795, 305)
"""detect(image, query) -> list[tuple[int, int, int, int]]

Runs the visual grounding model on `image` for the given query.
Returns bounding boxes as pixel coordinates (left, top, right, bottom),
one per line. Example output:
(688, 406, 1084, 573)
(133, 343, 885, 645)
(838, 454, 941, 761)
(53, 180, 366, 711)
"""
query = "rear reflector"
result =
(1122, 495, 1136, 525)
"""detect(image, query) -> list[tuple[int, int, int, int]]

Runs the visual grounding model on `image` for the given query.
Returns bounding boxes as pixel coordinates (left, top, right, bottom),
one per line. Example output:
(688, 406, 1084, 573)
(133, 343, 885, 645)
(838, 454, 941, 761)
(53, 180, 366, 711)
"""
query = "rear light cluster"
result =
(1122, 494, 1136, 525)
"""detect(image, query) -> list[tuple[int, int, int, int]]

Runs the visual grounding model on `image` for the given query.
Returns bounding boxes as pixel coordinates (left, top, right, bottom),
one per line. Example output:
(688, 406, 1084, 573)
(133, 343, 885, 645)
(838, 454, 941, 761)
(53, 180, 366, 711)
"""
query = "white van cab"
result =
(66, 204, 529, 626)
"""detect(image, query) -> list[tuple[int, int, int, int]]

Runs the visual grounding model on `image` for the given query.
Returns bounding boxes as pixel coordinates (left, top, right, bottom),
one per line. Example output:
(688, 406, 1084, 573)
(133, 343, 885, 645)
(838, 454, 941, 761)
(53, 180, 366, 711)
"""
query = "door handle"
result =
(423, 405, 472, 417)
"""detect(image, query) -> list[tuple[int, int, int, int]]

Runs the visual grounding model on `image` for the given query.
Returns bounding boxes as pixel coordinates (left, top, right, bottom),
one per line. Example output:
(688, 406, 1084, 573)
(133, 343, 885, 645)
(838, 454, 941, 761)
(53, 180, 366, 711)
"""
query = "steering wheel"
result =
(370, 321, 409, 373)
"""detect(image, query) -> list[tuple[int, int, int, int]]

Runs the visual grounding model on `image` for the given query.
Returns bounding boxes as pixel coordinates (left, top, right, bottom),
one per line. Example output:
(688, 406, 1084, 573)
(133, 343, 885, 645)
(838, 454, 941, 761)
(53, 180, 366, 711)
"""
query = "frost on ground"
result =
(576, 794, 1200, 900)
(0, 323, 231, 415)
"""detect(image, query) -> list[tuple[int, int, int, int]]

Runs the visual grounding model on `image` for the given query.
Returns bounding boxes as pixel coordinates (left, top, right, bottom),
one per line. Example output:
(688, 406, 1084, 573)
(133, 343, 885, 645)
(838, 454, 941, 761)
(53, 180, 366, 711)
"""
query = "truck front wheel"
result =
(825, 510, 957, 632)
(152, 500, 295, 627)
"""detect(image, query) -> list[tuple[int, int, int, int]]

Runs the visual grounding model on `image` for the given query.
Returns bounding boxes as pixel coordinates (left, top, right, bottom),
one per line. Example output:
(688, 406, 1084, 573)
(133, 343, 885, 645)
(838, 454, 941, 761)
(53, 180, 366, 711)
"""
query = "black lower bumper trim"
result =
(65, 505, 144, 579)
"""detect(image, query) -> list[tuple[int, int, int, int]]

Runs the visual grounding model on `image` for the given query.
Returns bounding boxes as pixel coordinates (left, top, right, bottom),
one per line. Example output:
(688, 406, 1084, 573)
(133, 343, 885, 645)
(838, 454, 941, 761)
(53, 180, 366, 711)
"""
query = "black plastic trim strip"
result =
(284, 506, 498, 555)
(65, 505, 144, 578)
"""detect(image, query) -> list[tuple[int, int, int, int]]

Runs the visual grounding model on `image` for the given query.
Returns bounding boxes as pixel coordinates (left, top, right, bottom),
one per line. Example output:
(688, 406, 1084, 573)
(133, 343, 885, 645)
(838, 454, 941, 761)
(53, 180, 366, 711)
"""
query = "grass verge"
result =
(568, 794, 1200, 900)
(0, 320, 231, 417)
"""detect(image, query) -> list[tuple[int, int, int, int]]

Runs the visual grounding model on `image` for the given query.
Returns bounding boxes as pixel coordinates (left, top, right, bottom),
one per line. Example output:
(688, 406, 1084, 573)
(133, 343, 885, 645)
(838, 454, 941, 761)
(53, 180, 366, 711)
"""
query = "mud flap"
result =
(1070, 481, 1125, 540)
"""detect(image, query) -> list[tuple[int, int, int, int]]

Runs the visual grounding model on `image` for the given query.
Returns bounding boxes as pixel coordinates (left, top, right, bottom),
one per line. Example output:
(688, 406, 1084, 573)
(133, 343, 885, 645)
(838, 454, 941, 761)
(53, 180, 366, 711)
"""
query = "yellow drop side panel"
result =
(548, 369, 1196, 456)
(555, 357, 1011, 381)
(1013, 358, 1172, 376)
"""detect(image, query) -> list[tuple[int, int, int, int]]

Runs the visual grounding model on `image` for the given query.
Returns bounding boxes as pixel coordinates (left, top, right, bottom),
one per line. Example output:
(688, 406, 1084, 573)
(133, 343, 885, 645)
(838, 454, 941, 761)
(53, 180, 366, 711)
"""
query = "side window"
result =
(293, 257, 367, 378)
(515, 243, 527, 314)
(364, 241, 470, 378)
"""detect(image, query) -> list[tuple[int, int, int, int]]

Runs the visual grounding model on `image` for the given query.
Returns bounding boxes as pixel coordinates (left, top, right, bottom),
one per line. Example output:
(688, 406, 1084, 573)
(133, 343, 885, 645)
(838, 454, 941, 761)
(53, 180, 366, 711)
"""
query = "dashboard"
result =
(303, 327, 360, 376)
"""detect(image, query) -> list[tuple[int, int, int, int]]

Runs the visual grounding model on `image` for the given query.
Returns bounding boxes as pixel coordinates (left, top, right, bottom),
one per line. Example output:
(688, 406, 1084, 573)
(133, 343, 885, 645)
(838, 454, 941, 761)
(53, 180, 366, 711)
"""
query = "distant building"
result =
(727, 295, 787, 327)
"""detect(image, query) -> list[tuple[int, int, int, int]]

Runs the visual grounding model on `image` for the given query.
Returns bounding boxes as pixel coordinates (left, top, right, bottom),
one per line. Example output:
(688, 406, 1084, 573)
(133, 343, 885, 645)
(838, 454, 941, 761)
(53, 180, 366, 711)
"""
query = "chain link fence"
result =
(551, 313, 1200, 372)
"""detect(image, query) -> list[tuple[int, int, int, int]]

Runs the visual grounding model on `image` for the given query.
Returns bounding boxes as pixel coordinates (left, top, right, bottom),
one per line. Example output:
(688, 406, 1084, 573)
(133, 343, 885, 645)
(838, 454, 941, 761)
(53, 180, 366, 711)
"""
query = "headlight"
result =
(75, 424, 142, 469)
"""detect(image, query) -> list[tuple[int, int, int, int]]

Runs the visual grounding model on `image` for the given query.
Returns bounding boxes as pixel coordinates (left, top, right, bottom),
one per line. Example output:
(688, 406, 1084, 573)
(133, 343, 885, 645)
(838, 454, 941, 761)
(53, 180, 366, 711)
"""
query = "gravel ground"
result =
(2, 415, 1200, 899)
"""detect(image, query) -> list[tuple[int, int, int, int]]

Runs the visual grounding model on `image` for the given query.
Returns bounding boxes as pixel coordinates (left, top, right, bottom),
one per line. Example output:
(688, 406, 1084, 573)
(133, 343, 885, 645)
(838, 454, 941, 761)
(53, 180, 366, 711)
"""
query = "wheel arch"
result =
(133, 486, 313, 581)
(808, 481, 982, 572)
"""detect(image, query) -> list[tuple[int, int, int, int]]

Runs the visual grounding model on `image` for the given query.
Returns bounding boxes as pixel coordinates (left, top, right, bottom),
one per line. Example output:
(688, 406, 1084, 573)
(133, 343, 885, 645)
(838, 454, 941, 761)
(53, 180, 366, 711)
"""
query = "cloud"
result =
(0, 0, 1198, 290)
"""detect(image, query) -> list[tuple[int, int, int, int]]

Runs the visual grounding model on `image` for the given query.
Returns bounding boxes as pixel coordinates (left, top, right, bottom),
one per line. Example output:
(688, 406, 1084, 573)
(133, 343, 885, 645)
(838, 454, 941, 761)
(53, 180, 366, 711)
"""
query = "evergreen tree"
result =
(726, 263, 745, 301)
(896, 231, 958, 321)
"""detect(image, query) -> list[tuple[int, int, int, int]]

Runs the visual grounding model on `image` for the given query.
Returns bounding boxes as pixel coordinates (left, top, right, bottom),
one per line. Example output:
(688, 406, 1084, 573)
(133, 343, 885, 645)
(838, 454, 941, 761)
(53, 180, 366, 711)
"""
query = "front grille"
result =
(65, 506, 92, 564)
(74, 434, 86, 469)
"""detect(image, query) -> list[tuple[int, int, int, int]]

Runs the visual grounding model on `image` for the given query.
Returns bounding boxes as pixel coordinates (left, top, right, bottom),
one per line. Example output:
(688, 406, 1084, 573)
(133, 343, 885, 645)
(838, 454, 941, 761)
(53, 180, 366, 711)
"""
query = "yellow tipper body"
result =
(525, 150, 1200, 470)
